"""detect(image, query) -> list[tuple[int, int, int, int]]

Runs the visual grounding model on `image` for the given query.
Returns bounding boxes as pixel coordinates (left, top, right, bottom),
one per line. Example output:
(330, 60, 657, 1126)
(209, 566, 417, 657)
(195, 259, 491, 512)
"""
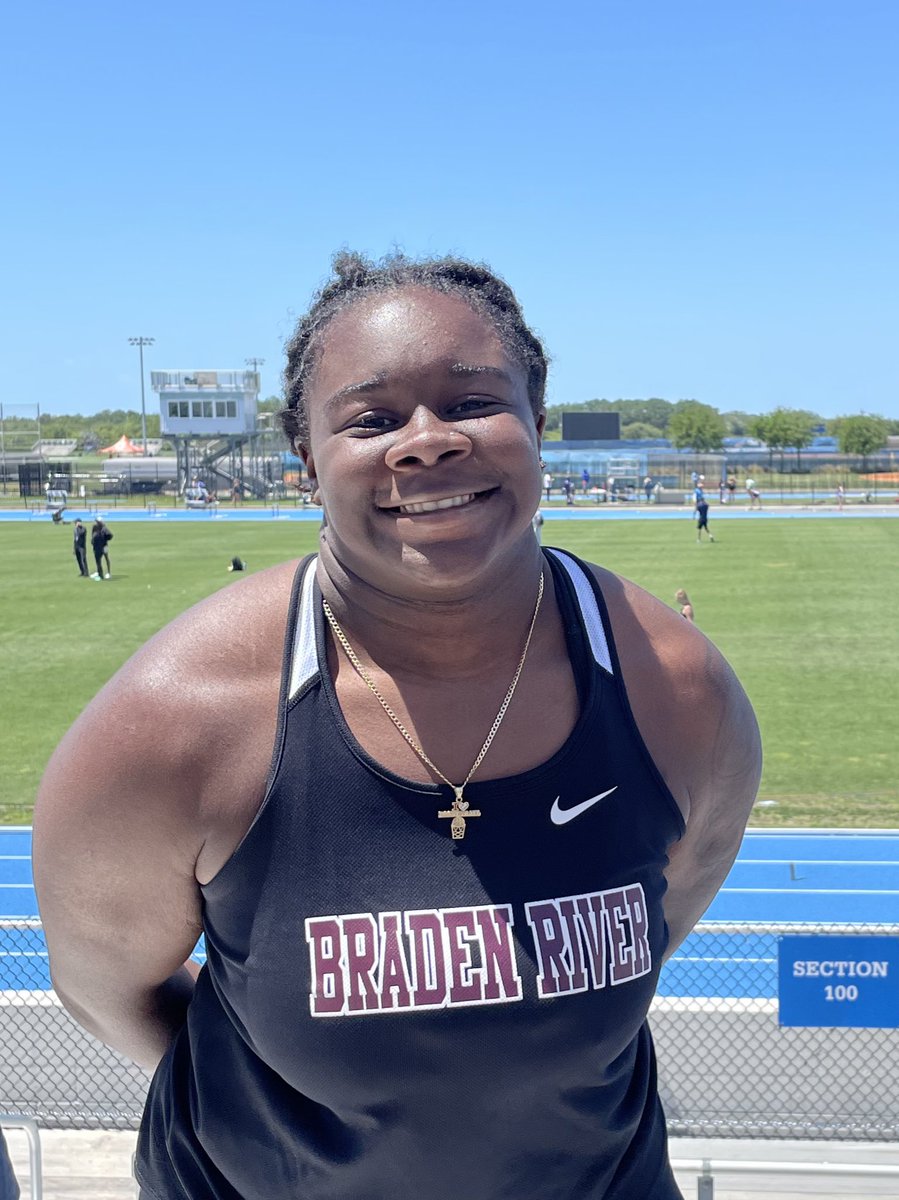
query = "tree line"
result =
(2, 398, 895, 464)
(543, 399, 895, 464)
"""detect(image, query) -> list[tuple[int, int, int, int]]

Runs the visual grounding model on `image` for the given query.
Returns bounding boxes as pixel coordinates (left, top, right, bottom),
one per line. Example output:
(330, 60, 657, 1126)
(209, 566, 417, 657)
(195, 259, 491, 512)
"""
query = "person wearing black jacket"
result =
(73, 519, 89, 577)
(90, 519, 113, 580)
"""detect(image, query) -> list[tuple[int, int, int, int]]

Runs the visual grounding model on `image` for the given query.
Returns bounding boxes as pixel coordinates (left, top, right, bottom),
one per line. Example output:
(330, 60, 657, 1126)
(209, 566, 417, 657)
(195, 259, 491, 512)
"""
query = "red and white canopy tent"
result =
(99, 434, 144, 455)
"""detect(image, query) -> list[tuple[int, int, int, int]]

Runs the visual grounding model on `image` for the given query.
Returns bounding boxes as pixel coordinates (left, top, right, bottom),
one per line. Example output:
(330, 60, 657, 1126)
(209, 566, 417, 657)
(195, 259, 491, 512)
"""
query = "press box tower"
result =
(152, 369, 260, 437)
(150, 369, 268, 494)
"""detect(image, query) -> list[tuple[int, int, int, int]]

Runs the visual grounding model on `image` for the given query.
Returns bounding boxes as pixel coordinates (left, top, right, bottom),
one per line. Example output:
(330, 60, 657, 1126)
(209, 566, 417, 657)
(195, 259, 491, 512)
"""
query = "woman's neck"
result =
(315, 538, 548, 682)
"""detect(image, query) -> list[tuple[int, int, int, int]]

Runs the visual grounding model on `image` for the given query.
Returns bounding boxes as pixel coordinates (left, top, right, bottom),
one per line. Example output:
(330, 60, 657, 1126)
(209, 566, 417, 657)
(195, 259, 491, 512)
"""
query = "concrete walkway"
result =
(6, 1129, 899, 1198)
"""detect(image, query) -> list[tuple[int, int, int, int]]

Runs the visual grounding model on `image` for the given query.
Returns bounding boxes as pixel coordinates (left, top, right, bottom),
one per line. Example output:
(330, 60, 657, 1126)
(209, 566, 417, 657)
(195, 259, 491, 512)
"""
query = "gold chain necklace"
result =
(322, 570, 545, 841)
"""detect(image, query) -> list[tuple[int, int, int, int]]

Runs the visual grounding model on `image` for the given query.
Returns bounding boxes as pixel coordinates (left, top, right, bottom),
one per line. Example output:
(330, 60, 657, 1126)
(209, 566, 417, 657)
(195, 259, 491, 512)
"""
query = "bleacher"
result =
(33, 440, 78, 457)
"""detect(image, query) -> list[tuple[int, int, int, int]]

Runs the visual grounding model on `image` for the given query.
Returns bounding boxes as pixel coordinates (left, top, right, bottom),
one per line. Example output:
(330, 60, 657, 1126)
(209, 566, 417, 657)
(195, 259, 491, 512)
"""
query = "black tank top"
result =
(136, 548, 686, 1200)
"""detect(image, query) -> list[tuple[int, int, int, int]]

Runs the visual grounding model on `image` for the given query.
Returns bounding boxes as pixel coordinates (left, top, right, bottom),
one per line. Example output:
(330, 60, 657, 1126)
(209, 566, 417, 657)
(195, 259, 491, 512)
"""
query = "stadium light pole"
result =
(245, 359, 266, 484)
(245, 357, 265, 392)
(128, 337, 155, 454)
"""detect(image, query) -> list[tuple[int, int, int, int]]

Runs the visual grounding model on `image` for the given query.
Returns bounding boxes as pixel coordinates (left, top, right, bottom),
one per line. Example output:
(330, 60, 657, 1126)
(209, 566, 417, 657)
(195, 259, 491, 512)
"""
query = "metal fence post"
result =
(1, 1114, 43, 1200)
(696, 1159, 714, 1199)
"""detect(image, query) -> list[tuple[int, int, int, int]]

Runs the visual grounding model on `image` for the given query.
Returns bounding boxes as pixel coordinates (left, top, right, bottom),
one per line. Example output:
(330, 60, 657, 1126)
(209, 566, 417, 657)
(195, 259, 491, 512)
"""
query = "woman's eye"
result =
(450, 396, 494, 415)
(349, 413, 394, 432)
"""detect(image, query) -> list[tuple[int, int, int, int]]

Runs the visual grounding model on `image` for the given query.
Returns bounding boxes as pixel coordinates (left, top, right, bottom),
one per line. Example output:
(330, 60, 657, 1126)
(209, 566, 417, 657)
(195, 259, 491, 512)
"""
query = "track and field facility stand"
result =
(2, 828, 899, 1143)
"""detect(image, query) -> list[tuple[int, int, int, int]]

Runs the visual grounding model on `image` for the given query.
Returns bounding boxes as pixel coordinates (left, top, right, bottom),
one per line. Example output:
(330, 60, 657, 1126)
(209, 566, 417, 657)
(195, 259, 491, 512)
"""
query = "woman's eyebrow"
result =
(324, 363, 514, 409)
(324, 373, 388, 408)
(448, 363, 515, 385)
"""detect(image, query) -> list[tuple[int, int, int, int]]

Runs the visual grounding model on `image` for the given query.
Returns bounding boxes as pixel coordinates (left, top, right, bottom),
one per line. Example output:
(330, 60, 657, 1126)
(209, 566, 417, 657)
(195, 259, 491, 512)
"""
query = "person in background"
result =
(232, 478, 243, 506)
(34, 250, 760, 1200)
(227, 556, 247, 572)
(675, 589, 695, 622)
(72, 519, 89, 577)
(696, 494, 715, 543)
(745, 479, 762, 509)
(543, 469, 553, 502)
(726, 475, 737, 502)
(643, 476, 653, 502)
(581, 467, 590, 495)
(90, 519, 113, 580)
(562, 476, 575, 505)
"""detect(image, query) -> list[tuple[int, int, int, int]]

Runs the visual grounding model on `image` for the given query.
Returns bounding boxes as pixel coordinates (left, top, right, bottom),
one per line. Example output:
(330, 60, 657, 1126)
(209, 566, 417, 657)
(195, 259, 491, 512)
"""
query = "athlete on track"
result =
(34, 252, 761, 1200)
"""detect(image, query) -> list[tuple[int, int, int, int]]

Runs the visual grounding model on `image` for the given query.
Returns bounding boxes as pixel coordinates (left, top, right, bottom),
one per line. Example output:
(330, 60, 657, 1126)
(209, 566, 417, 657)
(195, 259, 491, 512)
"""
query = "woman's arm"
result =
(33, 660, 208, 1070)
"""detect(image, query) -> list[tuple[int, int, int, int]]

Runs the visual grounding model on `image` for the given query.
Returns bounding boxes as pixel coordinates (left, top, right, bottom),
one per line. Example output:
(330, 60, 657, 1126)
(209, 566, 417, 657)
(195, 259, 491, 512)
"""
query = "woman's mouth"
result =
(384, 488, 497, 516)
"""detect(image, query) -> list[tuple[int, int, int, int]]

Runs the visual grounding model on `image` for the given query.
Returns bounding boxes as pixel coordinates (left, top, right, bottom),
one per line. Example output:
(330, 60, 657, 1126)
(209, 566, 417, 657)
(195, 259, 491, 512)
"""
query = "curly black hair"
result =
(281, 250, 549, 448)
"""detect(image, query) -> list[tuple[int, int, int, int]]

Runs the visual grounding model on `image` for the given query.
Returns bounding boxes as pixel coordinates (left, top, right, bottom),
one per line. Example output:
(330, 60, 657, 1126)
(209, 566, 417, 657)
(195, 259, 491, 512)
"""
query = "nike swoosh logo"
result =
(550, 786, 619, 825)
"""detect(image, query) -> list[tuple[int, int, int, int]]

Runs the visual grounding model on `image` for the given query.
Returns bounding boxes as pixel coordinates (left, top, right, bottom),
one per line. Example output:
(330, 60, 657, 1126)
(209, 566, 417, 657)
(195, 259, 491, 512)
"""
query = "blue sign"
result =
(778, 936, 899, 1027)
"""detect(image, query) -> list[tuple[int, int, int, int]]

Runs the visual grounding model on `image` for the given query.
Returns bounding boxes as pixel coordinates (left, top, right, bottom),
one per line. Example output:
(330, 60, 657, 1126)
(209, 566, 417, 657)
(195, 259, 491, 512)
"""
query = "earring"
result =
(539, 457, 547, 469)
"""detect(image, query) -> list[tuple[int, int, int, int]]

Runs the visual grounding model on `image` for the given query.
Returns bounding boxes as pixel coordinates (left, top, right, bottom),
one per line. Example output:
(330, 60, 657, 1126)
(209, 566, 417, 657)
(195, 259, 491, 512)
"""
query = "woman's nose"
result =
(384, 407, 473, 471)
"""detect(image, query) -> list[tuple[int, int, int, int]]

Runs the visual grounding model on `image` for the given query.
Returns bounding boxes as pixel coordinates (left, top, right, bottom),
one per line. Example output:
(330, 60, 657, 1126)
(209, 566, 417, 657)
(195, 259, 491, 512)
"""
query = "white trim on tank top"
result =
(544, 548, 614, 675)
(288, 558, 319, 700)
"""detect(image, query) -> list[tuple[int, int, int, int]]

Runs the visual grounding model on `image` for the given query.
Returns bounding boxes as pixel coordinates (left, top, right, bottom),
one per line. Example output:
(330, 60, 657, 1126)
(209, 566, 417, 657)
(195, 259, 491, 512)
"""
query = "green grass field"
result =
(1, 516, 896, 826)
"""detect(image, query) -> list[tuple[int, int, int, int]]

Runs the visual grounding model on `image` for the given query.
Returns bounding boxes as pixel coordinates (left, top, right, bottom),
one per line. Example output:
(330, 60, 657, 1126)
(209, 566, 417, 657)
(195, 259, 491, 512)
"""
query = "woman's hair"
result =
(281, 250, 549, 448)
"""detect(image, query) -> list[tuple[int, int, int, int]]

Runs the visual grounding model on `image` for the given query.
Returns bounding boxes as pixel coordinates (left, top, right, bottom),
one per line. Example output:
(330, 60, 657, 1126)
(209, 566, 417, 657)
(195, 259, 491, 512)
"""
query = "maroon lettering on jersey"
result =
(305, 886, 650, 1016)
(343, 914, 380, 1012)
(574, 894, 608, 991)
(377, 912, 413, 1010)
(305, 916, 345, 1016)
(476, 905, 522, 1003)
(527, 884, 652, 1000)
(406, 911, 449, 1008)
(445, 909, 484, 1004)
(525, 900, 575, 997)
(604, 885, 652, 985)
(558, 898, 589, 992)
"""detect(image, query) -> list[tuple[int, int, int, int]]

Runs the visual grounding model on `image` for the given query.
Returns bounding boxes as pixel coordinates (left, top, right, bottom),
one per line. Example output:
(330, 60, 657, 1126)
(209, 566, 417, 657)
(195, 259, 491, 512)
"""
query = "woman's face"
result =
(300, 286, 544, 595)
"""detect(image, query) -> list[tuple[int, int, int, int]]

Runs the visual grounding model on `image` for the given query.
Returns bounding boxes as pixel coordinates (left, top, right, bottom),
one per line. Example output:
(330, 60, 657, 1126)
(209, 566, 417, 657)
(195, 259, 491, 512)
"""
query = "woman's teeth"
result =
(398, 493, 476, 515)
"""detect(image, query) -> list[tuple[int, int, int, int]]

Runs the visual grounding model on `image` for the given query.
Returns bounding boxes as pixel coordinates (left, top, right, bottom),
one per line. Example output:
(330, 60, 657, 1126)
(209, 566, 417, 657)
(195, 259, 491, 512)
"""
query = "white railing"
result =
(0, 1114, 42, 1200)
(674, 1154, 899, 1197)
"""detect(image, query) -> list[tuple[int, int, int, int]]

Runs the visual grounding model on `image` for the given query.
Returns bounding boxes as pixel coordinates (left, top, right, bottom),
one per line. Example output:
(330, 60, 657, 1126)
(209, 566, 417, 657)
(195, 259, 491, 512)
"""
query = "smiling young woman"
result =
(300, 285, 546, 600)
(33, 251, 761, 1200)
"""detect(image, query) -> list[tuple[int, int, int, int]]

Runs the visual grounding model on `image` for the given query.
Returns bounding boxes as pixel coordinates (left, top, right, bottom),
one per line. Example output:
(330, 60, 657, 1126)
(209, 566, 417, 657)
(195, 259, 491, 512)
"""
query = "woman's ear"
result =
(298, 444, 315, 479)
(298, 446, 320, 504)
(535, 412, 546, 449)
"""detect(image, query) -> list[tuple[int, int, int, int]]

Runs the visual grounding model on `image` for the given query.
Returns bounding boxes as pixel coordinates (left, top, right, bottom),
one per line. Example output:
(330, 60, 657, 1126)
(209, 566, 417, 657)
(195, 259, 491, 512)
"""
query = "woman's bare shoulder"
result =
(584, 564, 710, 678)
(35, 559, 309, 895)
(146, 558, 302, 664)
(580, 563, 746, 816)
(49, 560, 302, 788)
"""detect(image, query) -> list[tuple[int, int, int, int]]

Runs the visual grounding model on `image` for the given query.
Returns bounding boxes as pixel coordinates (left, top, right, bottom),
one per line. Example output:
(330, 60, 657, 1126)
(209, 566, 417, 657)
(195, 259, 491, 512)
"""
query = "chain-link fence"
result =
(654, 921, 899, 1141)
(3, 917, 899, 1138)
(537, 448, 899, 505)
(0, 920, 147, 1129)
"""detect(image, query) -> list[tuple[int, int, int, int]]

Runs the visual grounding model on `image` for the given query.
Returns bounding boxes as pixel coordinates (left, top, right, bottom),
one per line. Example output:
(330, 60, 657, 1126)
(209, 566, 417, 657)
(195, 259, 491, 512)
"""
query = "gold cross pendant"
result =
(437, 788, 482, 840)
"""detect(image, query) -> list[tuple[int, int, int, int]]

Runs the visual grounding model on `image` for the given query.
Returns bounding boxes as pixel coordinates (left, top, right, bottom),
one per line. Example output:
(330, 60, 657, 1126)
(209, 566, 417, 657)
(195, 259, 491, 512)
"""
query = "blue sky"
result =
(3, 0, 897, 420)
